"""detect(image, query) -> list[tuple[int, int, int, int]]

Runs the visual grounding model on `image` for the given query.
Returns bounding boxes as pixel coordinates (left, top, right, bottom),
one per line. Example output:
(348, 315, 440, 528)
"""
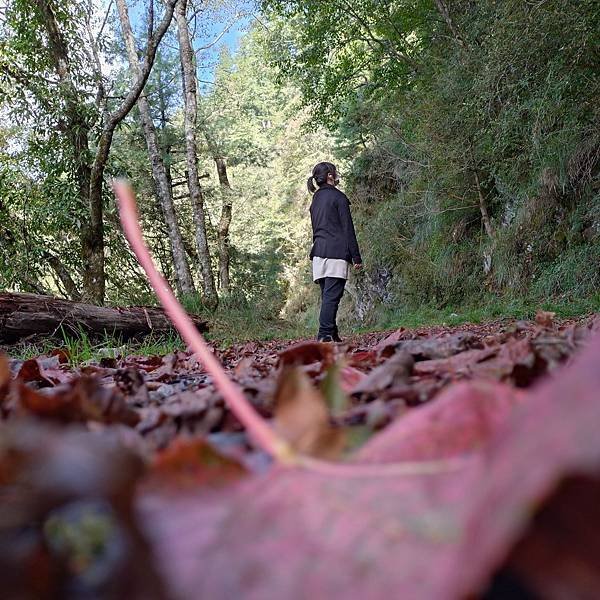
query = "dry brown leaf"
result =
(536, 310, 556, 328)
(273, 367, 345, 459)
(351, 350, 414, 395)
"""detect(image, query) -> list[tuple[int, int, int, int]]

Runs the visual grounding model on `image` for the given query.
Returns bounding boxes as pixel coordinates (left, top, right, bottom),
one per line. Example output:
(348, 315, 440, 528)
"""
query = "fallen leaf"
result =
(338, 364, 367, 394)
(535, 310, 556, 328)
(273, 367, 344, 459)
(348, 350, 379, 369)
(146, 437, 247, 490)
(358, 380, 523, 462)
(374, 328, 405, 353)
(16, 358, 58, 387)
(395, 332, 480, 361)
(139, 332, 600, 600)
(278, 341, 335, 368)
(413, 347, 498, 376)
(17, 377, 140, 426)
(352, 351, 414, 395)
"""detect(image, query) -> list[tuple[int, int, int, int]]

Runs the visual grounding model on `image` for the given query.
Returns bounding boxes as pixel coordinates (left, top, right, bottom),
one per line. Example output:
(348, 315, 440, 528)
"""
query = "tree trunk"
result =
(116, 0, 196, 298)
(216, 157, 233, 292)
(175, 0, 218, 309)
(34, 0, 178, 305)
(204, 130, 233, 292)
(0, 292, 208, 344)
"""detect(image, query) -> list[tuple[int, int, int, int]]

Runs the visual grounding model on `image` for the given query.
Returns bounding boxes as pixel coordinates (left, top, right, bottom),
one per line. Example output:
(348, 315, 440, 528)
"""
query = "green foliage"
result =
(264, 0, 600, 324)
(365, 293, 600, 333)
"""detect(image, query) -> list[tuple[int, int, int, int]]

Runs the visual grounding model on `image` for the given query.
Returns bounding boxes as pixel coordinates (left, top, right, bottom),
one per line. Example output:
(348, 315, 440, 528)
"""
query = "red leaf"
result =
(374, 328, 405, 353)
(443, 331, 600, 597)
(348, 350, 378, 367)
(147, 437, 247, 490)
(358, 380, 523, 462)
(16, 359, 57, 387)
(140, 333, 600, 599)
(338, 365, 366, 394)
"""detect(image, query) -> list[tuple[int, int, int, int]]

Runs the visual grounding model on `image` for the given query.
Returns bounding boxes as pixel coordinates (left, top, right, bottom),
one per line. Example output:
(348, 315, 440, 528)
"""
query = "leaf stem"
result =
(114, 180, 297, 464)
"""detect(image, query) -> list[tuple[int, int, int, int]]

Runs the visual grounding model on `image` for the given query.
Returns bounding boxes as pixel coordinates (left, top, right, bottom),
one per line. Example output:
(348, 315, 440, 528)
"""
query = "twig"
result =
(114, 180, 296, 464)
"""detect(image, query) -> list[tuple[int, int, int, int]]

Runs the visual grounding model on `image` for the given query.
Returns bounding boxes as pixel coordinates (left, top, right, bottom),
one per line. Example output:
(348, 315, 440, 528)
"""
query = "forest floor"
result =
(1, 312, 599, 597)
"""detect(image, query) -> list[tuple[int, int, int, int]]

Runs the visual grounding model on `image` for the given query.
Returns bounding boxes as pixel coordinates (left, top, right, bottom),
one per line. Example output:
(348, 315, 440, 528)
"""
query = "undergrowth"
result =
(5, 293, 598, 364)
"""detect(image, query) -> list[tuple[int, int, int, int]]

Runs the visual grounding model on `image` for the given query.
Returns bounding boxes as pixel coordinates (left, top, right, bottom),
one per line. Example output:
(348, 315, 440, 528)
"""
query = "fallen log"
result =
(0, 292, 208, 343)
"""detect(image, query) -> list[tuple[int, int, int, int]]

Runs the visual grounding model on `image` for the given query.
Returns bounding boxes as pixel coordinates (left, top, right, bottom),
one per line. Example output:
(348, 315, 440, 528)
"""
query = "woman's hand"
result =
(353, 263, 363, 270)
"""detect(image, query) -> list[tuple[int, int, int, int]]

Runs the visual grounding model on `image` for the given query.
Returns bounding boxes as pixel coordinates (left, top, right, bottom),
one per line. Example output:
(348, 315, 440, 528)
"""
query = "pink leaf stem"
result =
(114, 180, 296, 464)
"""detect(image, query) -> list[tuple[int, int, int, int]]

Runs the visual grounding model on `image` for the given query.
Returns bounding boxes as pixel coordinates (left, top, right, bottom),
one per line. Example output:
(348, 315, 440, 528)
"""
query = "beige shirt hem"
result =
(312, 257, 350, 281)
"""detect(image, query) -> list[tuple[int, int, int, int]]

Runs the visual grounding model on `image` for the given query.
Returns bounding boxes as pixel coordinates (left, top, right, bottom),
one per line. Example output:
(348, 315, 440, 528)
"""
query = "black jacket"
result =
(309, 184, 362, 264)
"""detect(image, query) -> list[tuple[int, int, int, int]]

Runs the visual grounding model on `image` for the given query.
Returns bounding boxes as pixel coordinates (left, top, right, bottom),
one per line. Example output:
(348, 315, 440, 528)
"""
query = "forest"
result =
(1, 1, 599, 598)
(1, 0, 597, 340)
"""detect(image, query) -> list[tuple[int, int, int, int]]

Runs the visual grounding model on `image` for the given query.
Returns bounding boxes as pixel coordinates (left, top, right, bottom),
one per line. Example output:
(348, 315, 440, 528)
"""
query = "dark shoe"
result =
(318, 335, 334, 343)
(331, 333, 343, 343)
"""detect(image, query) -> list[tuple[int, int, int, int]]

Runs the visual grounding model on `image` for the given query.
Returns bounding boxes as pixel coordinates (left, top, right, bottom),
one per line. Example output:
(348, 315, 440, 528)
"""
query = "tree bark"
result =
(34, 0, 178, 305)
(116, 0, 196, 298)
(204, 130, 233, 292)
(175, 0, 218, 309)
(0, 292, 208, 344)
(215, 157, 233, 292)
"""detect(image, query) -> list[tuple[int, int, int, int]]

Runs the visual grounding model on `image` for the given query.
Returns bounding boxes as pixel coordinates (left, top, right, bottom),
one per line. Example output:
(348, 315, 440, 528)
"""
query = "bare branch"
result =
(105, 0, 178, 130)
(194, 12, 249, 54)
(96, 0, 114, 42)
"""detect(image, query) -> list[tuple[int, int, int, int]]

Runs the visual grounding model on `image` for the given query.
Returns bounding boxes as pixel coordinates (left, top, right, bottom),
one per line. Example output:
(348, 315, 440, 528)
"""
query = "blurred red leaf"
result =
(140, 332, 600, 599)
(146, 437, 247, 490)
(374, 328, 405, 353)
(338, 364, 366, 394)
(358, 380, 523, 462)
(348, 350, 378, 368)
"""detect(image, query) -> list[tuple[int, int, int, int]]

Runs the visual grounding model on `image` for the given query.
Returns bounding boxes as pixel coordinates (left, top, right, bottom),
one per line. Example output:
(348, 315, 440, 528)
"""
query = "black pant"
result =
(317, 277, 346, 339)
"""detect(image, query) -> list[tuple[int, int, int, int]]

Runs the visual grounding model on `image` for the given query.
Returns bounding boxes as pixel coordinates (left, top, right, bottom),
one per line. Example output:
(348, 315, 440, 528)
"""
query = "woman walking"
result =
(308, 162, 362, 342)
